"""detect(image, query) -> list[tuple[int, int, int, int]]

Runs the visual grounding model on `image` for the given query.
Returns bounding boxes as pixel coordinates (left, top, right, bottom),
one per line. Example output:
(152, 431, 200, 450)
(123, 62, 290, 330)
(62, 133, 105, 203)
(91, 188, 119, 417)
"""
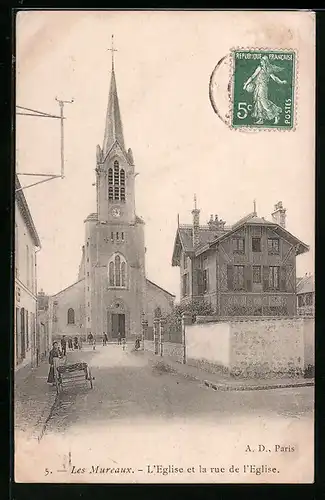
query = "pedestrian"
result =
(73, 336, 79, 350)
(122, 337, 126, 351)
(117, 332, 121, 345)
(47, 341, 61, 384)
(103, 332, 108, 346)
(68, 337, 73, 350)
(92, 337, 96, 350)
(61, 335, 67, 356)
(135, 337, 140, 351)
(88, 333, 93, 345)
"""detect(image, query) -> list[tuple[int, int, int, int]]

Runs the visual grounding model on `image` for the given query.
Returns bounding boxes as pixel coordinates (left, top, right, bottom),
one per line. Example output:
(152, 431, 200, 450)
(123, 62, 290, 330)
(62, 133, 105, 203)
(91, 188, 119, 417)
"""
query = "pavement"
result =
(139, 349, 315, 391)
(15, 358, 58, 442)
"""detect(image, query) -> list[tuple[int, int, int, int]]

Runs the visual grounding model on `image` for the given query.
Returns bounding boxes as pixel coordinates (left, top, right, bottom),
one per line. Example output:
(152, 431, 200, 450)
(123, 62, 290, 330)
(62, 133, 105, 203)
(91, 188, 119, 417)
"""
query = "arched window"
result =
(121, 261, 126, 287)
(115, 255, 121, 287)
(109, 261, 114, 286)
(108, 160, 126, 203)
(114, 161, 119, 185)
(108, 253, 127, 288)
(67, 308, 75, 324)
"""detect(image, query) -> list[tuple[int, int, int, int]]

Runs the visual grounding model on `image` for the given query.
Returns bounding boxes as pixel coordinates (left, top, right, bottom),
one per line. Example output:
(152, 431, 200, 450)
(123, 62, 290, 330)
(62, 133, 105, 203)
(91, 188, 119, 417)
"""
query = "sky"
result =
(16, 10, 315, 300)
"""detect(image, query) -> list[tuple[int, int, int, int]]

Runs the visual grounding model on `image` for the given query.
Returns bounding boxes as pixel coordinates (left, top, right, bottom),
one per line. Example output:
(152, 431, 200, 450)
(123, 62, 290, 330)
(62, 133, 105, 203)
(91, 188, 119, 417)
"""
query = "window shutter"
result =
(227, 265, 234, 291)
(280, 266, 286, 291)
(245, 265, 252, 292)
(263, 266, 269, 291)
(197, 269, 203, 295)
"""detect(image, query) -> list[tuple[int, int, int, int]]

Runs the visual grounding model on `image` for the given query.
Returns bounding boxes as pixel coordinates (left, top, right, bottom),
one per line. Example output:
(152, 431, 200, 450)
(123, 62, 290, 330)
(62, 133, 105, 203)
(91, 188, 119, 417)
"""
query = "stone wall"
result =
(185, 317, 310, 379)
(229, 318, 304, 378)
(302, 318, 314, 375)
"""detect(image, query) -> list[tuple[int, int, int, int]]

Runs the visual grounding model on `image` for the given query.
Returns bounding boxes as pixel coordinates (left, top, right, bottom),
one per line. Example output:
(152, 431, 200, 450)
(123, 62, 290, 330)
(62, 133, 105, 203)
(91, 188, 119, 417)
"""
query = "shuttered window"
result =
(234, 265, 245, 290)
(232, 238, 245, 254)
(253, 266, 261, 283)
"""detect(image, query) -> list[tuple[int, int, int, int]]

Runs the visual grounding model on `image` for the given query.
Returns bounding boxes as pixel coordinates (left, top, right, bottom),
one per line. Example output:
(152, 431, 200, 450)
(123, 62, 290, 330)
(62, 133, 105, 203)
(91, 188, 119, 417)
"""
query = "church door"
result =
(111, 313, 126, 338)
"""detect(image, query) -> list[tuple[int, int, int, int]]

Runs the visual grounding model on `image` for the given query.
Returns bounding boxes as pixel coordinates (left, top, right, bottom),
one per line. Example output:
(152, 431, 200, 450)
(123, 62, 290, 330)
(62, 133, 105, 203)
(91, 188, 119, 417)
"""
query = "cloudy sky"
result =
(16, 10, 315, 299)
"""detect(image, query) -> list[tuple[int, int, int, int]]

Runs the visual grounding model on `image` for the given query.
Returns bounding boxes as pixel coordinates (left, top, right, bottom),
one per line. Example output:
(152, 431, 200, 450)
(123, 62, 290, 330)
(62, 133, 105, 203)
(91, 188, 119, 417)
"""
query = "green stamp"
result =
(232, 49, 296, 129)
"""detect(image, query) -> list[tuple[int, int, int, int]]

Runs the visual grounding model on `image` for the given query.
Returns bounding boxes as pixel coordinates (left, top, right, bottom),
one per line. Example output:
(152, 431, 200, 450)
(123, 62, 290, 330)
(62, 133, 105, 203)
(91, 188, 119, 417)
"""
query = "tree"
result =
(164, 299, 214, 341)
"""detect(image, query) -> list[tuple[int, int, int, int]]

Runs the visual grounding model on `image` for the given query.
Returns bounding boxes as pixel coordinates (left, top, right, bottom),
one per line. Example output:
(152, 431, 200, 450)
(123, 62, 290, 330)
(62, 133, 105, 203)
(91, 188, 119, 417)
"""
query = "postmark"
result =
(231, 49, 296, 130)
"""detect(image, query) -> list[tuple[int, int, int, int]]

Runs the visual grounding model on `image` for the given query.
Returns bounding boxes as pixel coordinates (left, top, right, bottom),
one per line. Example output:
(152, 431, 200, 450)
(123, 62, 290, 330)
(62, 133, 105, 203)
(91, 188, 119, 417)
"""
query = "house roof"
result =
(203, 213, 309, 257)
(146, 278, 176, 298)
(297, 274, 314, 294)
(15, 175, 41, 247)
(172, 224, 229, 266)
(172, 212, 309, 266)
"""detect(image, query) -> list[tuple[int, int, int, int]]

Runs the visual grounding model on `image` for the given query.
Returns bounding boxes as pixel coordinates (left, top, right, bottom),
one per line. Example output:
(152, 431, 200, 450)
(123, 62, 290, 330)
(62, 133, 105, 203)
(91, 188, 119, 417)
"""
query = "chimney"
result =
(271, 201, 286, 228)
(191, 194, 200, 247)
(207, 213, 226, 231)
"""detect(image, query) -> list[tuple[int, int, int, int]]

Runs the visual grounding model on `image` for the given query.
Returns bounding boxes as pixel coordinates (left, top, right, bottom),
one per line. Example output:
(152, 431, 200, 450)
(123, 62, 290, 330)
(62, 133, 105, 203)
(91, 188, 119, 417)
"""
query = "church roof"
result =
(146, 279, 176, 298)
(102, 67, 125, 158)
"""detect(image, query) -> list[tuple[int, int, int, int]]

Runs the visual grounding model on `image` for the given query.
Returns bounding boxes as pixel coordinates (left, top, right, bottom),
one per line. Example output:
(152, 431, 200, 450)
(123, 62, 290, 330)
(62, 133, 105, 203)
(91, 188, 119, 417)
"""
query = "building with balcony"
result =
(172, 200, 309, 317)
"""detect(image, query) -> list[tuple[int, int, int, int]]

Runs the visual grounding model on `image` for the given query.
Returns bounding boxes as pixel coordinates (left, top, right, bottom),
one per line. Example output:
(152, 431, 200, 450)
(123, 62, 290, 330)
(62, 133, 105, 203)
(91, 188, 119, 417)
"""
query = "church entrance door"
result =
(111, 313, 125, 339)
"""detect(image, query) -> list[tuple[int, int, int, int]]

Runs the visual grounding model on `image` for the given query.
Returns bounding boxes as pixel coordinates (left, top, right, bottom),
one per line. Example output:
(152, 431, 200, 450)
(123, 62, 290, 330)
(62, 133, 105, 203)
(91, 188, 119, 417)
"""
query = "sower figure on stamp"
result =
(47, 341, 61, 384)
(243, 55, 287, 125)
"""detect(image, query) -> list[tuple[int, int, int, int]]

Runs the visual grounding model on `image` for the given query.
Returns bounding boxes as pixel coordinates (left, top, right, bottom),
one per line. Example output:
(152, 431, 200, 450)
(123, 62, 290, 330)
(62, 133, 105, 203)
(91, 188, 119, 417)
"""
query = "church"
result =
(48, 51, 175, 342)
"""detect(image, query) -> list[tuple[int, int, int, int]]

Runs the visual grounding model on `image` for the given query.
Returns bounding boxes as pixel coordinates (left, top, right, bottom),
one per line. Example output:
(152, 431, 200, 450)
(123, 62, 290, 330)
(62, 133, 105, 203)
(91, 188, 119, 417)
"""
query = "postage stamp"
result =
(231, 49, 296, 130)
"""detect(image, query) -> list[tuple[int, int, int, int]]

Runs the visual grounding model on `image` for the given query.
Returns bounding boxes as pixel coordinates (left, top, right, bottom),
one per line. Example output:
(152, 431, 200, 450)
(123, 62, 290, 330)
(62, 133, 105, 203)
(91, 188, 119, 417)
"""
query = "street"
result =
(46, 345, 313, 433)
(16, 345, 314, 483)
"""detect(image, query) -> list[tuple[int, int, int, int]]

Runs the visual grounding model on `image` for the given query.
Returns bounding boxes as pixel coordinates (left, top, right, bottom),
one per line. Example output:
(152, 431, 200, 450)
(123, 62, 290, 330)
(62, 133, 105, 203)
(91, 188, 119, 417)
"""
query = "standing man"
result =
(117, 332, 121, 345)
(61, 335, 67, 356)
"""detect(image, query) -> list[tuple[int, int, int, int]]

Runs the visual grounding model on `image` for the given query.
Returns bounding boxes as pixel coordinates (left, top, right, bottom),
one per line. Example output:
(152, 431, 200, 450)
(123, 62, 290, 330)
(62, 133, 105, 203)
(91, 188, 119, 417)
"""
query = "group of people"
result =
(60, 335, 81, 354)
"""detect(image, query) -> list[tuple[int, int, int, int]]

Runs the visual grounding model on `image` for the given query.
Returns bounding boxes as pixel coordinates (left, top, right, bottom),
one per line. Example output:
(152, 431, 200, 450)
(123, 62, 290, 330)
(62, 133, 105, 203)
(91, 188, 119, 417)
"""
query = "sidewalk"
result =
(15, 358, 58, 441)
(137, 350, 314, 391)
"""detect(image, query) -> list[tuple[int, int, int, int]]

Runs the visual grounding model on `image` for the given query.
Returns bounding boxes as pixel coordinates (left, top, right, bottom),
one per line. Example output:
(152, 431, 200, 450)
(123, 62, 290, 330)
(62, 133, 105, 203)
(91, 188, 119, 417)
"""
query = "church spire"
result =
(103, 36, 125, 157)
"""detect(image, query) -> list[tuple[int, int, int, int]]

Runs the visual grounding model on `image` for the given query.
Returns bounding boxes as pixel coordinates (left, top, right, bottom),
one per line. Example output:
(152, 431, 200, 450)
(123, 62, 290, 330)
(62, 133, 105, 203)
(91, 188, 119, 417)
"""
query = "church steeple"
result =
(103, 36, 125, 157)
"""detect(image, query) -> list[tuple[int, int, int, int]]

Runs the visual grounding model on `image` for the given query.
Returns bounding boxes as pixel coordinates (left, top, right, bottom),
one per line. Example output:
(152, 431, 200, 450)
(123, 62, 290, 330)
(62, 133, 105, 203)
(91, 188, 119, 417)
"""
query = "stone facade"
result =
(48, 59, 175, 341)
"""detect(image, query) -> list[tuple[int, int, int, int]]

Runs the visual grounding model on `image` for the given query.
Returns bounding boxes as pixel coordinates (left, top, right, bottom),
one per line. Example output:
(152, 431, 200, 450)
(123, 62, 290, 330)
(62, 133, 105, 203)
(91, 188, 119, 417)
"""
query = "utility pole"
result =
(55, 97, 74, 179)
(16, 97, 74, 192)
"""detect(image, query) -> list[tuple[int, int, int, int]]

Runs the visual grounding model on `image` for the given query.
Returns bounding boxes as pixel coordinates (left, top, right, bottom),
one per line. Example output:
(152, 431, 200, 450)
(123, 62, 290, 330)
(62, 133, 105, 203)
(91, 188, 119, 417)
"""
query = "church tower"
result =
(84, 40, 146, 340)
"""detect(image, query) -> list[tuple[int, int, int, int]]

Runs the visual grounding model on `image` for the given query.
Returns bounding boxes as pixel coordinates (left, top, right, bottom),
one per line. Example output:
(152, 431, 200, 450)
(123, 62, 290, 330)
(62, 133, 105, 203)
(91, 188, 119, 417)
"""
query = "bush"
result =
(164, 299, 214, 341)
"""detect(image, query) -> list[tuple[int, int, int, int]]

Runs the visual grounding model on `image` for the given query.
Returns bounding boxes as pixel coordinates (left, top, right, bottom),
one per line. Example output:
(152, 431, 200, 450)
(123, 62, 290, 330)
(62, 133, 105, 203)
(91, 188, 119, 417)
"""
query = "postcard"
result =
(14, 10, 315, 483)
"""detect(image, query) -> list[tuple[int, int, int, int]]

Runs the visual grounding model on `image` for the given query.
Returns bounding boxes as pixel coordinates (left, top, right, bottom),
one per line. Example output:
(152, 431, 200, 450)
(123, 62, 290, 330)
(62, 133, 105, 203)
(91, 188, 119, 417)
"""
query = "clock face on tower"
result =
(112, 207, 121, 218)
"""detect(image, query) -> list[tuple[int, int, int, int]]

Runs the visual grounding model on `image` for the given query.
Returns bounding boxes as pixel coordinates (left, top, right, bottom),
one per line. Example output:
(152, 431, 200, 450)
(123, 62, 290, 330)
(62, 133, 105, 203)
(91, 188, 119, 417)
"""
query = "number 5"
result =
(237, 102, 248, 119)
